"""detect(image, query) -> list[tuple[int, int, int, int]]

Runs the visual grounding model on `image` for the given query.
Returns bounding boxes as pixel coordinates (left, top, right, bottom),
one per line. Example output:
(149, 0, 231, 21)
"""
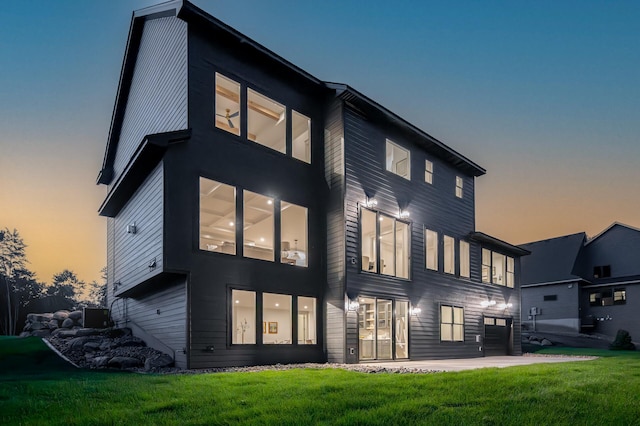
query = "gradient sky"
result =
(1, 0, 638, 285)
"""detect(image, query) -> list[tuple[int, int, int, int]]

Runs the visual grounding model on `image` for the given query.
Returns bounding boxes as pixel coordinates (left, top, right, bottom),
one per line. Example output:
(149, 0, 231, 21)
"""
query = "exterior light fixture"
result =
(410, 307, 421, 316)
(481, 300, 497, 308)
(126, 222, 137, 234)
(498, 303, 513, 310)
(347, 300, 360, 311)
(399, 210, 410, 219)
(365, 198, 378, 208)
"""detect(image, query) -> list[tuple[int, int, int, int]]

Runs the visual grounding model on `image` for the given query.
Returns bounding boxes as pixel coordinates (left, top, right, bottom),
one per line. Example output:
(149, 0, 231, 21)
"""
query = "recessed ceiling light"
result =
(275, 303, 279, 307)
(235, 300, 239, 304)
(229, 221, 234, 226)
(267, 199, 273, 205)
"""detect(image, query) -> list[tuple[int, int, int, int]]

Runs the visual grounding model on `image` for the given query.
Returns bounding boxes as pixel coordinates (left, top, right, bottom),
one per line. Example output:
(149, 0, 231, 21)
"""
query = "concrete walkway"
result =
(363, 355, 597, 372)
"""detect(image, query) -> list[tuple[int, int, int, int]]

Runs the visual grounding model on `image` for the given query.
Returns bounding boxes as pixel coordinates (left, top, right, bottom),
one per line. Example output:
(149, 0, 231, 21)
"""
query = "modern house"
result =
(98, 0, 527, 369)
(520, 223, 640, 341)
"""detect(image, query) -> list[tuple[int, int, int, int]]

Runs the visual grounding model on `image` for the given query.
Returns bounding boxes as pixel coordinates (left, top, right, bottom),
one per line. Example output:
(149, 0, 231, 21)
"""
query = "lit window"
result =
(495, 318, 507, 327)
(613, 288, 626, 305)
(455, 176, 464, 198)
(247, 89, 286, 154)
(243, 190, 274, 261)
(215, 73, 240, 136)
(232, 290, 255, 344)
(444, 235, 455, 275)
(460, 240, 470, 278)
(263, 293, 292, 344)
(281, 201, 308, 267)
(441, 305, 464, 342)
(386, 139, 411, 180)
(482, 249, 491, 283)
(425, 160, 433, 184)
(506, 256, 515, 288)
(292, 110, 311, 163)
(483, 248, 515, 287)
(484, 317, 495, 325)
(492, 252, 506, 285)
(425, 229, 438, 271)
(361, 208, 410, 278)
(298, 296, 317, 344)
(199, 177, 236, 254)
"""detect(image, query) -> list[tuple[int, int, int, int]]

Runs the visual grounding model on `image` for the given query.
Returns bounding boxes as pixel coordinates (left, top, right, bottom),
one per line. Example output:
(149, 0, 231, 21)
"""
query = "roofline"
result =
(327, 82, 486, 177)
(518, 231, 587, 247)
(521, 278, 588, 288)
(468, 232, 530, 256)
(583, 279, 640, 289)
(585, 222, 640, 246)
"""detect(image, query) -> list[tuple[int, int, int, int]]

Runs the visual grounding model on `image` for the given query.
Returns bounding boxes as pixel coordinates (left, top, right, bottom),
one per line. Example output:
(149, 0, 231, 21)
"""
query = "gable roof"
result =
(519, 232, 587, 285)
(585, 222, 640, 246)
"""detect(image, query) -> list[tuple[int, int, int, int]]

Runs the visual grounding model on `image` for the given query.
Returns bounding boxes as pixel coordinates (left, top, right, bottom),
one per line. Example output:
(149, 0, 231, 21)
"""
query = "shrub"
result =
(610, 329, 636, 351)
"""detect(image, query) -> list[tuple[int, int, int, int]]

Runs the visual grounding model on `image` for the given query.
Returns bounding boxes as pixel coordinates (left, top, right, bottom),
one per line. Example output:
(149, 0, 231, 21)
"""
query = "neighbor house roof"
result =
(585, 222, 640, 246)
(519, 232, 587, 286)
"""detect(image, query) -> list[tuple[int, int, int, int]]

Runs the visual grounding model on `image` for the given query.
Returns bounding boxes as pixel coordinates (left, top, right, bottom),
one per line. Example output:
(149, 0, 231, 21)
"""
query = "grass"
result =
(2, 337, 640, 425)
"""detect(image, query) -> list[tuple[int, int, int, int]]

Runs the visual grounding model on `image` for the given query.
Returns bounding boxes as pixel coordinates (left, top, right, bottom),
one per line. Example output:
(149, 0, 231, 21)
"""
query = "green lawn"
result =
(2, 337, 640, 425)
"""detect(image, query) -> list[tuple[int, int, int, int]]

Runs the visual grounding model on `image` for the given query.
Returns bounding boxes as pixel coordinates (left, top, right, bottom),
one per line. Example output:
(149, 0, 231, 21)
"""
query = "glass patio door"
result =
(358, 297, 408, 361)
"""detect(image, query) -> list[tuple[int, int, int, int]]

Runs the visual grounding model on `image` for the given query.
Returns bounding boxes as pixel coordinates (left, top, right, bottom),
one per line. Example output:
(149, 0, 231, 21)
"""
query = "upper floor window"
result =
(441, 305, 464, 342)
(593, 265, 611, 279)
(243, 190, 275, 261)
(281, 201, 308, 267)
(444, 235, 455, 275)
(360, 208, 410, 279)
(460, 240, 470, 278)
(482, 248, 514, 288)
(590, 288, 625, 306)
(247, 88, 286, 154)
(215, 73, 241, 136)
(386, 140, 411, 180)
(425, 229, 438, 271)
(292, 110, 311, 163)
(199, 177, 236, 254)
(425, 160, 433, 184)
(455, 176, 464, 198)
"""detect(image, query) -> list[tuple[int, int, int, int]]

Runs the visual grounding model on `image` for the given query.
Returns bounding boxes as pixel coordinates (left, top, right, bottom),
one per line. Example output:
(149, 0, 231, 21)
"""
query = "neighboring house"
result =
(520, 223, 640, 341)
(97, 0, 527, 369)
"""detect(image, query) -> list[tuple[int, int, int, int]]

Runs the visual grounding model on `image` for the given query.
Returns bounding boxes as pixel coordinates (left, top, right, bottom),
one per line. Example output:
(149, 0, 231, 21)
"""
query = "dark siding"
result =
(111, 16, 188, 188)
(521, 282, 580, 333)
(111, 277, 187, 368)
(106, 217, 115, 308)
(581, 283, 640, 341)
(342, 105, 520, 360)
(580, 225, 640, 279)
(113, 162, 163, 294)
(324, 99, 347, 362)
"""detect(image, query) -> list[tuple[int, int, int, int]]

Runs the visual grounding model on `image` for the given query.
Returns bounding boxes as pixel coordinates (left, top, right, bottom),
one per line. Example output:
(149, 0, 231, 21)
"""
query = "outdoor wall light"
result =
(399, 210, 410, 219)
(498, 303, 513, 310)
(480, 300, 497, 308)
(126, 222, 137, 234)
(347, 300, 360, 311)
(410, 307, 421, 316)
(365, 198, 378, 208)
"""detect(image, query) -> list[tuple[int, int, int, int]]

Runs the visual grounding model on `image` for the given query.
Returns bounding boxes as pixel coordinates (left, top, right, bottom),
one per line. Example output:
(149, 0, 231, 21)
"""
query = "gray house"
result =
(98, 0, 527, 369)
(521, 223, 640, 341)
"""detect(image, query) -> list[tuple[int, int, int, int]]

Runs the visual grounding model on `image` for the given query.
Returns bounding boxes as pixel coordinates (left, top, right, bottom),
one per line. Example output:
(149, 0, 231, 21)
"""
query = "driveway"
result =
(362, 355, 597, 372)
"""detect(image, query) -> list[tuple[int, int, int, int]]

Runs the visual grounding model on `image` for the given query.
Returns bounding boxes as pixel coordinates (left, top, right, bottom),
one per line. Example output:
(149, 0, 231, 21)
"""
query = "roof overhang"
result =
(327, 83, 486, 177)
(469, 232, 531, 256)
(98, 129, 191, 217)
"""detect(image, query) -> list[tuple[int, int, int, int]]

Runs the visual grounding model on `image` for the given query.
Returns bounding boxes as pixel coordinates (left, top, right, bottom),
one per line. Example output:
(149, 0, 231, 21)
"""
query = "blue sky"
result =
(1, 0, 638, 284)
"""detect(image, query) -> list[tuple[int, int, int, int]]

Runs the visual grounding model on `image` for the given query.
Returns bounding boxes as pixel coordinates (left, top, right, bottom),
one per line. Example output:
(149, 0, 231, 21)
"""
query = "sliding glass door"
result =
(358, 297, 409, 361)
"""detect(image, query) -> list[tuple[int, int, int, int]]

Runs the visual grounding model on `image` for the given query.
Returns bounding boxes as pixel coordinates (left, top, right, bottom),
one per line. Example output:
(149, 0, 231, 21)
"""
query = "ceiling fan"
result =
(216, 108, 239, 128)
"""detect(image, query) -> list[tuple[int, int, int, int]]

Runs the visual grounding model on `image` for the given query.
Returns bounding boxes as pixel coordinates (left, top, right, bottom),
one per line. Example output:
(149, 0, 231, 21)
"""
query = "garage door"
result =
(484, 317, 511, 356)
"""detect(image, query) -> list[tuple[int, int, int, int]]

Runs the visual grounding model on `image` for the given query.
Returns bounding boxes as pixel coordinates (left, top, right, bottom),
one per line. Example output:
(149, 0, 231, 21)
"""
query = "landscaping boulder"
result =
(144, 353, 174, 371)
(32, 329, 51, 337)
(76, 328, 101, 337)
(108, 356, 143, 369)
(69, 336, 101, 351)
(117, 336, 146, 348)
(540, 338, 553, 346)
(53, 310, 70, 321)
(48, 320, 59, 330)
(91, 356, 111, 368)
(68, 310, 83, 321)
(61, 318, 75, 329)
(83, 342, 101, 352)
(54, 329, 78, 338)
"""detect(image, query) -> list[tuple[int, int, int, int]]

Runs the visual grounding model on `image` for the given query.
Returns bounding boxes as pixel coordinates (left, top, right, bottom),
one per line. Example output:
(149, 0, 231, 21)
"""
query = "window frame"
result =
(459, 240, 470, 278)
(425, 229, 438, 271)
(425, 159, 434, 184)
(440, 304, 465, 342)
(482, 248, 515, 288)
(455, 176, 464, 198)
(385, 139, 411, 180)
(443, 235, 455, 275)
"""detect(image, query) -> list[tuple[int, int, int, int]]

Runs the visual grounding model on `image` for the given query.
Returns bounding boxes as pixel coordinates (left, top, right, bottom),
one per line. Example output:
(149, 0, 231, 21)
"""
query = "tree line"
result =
(0, 228, 106, 335)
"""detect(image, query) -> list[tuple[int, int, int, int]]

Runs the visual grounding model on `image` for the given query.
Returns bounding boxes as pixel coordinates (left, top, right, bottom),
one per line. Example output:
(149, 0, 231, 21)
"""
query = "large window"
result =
(243, 190, 274, 261)
(263, 293, 292, 344)
(455, 176, 464, 198)
(281, 201, 308, 267)
(298, 296, 317, 344)
(590, 288, 626, 306)
(444, 235, 455, 275)
(215, 73, 241, 136)
(425, 229, 438, 271)
(199, 177, 236, 254)
(232, 290, 256, 344)
(292, 110, 311, 163)
(385, 139, 411, 180)
(247, 88, 286, 154)
(460, 240, 470, 278)
(482, 249, 514, 288)
(425, 159, 433, 184)
(441, 305, 464, 342)
(360, 208, 410, 279)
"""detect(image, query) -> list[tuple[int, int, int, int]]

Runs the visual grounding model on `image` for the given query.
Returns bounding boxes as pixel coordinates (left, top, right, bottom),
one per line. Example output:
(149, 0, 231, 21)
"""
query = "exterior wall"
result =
(581, 283, 640, 342)
(342, 105, 520, 359)
(113, 162, 164, 295)
(521, 282, 580, 333)
(106, 217, 115, 309)
(578, 226, 640, 279)
(324, 99, 348, 362)
(162, 25, 328, 368)
(111, 16, 188, 188)
(110, 277, 187, 368)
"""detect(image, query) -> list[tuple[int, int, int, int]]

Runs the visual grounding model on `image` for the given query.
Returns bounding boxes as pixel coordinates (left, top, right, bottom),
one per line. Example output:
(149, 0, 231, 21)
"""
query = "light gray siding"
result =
(113, 162, 164, 294)
(111, 16, 187, 188)
(106, 217, 115, 308)
(521, 282, 580, 333)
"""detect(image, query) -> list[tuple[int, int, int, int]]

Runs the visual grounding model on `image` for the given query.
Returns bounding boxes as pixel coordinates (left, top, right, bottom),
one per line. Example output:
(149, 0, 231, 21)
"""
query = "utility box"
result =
(83, 308, 110, 328)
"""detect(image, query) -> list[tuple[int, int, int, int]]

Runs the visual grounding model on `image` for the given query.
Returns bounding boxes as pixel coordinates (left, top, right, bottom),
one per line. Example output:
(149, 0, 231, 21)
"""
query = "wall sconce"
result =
(480, 300, 496, 308)
(365, 198, 378, 208)
(126, 222, 137, 234)
(399, 210, 410, 219)
(148, 258, 157, 270)
(498, 303, 513, 310)
(410, 307, 421, 316)
(347, 300, 360, 311)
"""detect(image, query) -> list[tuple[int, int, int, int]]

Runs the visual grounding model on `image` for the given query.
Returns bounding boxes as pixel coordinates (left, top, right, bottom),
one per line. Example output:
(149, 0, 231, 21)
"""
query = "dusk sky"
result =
(1, 0, 638, 285)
